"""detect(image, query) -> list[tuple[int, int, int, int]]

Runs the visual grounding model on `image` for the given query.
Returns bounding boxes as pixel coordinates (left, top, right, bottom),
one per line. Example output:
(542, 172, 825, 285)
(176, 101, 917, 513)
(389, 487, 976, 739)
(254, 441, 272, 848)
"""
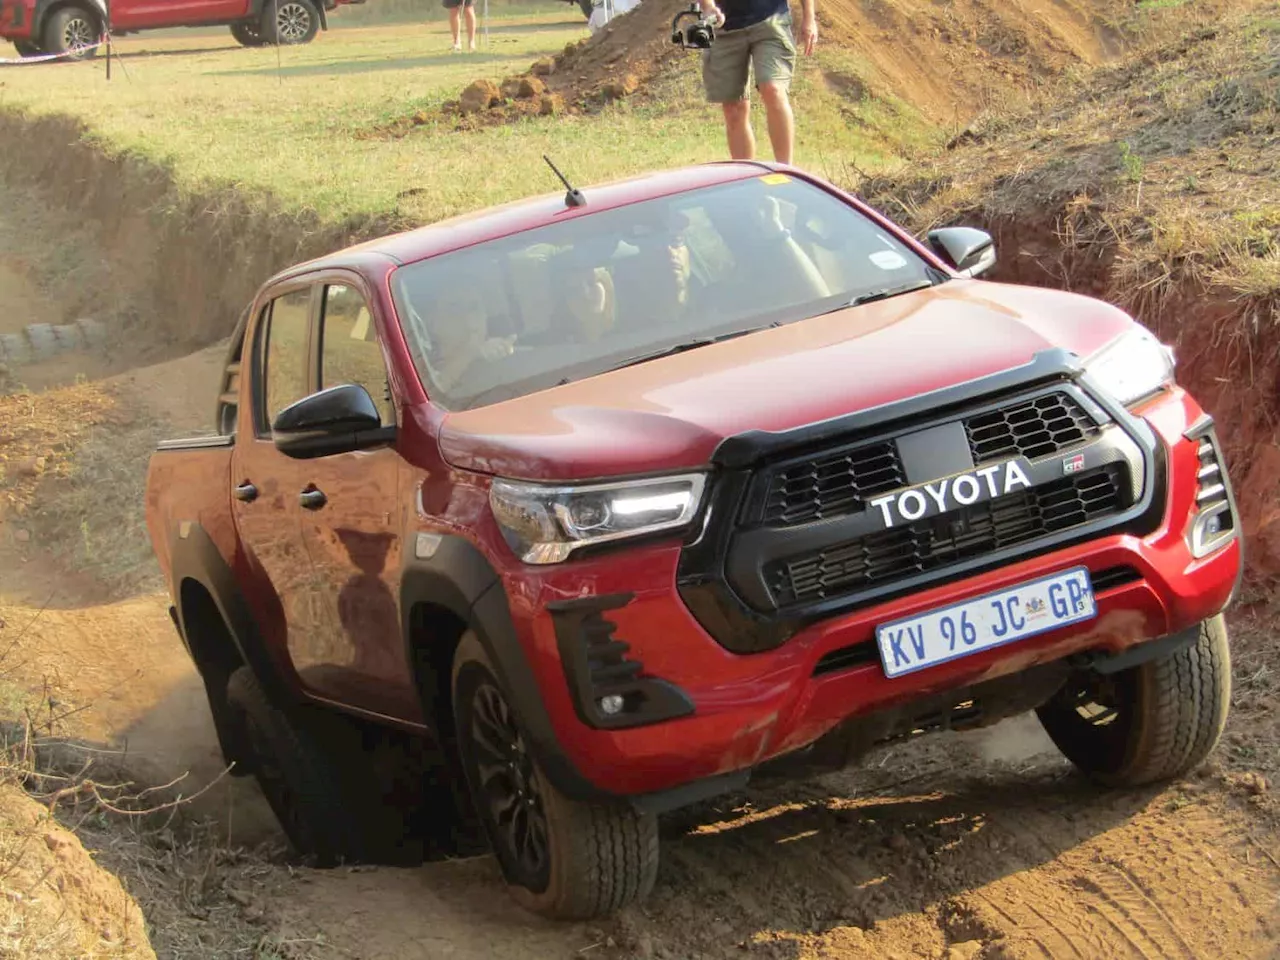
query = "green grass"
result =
(0, 15, 935, 226)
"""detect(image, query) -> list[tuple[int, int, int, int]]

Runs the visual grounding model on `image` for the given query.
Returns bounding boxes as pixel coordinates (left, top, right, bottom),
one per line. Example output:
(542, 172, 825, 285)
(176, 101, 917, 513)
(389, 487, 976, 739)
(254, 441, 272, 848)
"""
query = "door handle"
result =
(299, 487, 327, 510)
(234, 482, 258, 503)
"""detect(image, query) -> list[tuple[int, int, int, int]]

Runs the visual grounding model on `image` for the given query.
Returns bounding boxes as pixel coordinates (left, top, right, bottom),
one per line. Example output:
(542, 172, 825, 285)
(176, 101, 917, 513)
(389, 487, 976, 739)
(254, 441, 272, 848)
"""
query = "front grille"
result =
(757, 391, 1099, 529)
(965, 392, 1097, 464)
(763, 441, 903, 526)
(767, 464, 1127, 608)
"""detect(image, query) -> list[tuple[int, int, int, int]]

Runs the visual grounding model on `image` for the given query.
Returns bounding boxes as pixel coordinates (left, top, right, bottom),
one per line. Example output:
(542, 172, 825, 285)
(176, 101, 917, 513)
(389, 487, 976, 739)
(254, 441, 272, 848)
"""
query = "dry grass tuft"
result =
(855, 4, 1280, 311)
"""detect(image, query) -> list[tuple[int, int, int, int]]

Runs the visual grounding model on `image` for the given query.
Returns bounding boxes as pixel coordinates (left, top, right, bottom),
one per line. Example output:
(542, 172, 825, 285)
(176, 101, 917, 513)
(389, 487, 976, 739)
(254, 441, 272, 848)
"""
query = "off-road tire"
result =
(225, 666, 370, 865)
(451, 631, 659, 920)
(41, 5, 99, 59)
(230, 21, 267, 46)
(259, 0, 321, 45)
(1036, 614, 1232, 786)
(13, 40, 44, 57)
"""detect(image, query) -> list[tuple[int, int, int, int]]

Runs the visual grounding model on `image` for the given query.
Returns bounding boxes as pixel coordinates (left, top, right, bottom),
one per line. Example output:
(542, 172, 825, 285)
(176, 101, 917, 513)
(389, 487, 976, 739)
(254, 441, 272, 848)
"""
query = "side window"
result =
(319, 284, 394, 425)
(258, 288, 313, 434)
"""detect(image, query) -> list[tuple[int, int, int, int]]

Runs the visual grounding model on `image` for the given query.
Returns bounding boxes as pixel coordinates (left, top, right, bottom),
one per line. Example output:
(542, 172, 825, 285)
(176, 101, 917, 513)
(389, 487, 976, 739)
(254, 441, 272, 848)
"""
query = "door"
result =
(292, 280, 416, 721)
(230, 286, 328, 672)
(112, 0, 245, 30)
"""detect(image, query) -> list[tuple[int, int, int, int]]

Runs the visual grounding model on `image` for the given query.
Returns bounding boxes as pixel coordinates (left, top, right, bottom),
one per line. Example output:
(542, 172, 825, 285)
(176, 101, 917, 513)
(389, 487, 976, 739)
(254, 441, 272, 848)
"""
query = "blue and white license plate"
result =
(875, 566, 1097, 679)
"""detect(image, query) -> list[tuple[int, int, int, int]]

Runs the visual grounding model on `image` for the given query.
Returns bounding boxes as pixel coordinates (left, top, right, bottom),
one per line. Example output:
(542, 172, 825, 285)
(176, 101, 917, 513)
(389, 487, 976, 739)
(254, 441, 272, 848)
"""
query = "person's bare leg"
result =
(449, 7, 461, 48)
(465, 5, 477, 49)
(722, 99, 754, 160)
(757, 82, 794, 164)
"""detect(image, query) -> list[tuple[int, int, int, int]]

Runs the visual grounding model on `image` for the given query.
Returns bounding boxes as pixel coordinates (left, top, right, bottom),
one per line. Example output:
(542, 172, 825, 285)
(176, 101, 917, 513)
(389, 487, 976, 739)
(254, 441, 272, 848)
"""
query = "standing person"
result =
(444, 0, 477, 52)
(696, 0, 817, 165)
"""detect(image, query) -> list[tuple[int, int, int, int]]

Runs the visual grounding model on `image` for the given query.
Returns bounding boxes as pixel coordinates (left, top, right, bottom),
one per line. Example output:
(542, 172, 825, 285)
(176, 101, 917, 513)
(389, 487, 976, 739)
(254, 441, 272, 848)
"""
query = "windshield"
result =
(390, 174, 941, 410)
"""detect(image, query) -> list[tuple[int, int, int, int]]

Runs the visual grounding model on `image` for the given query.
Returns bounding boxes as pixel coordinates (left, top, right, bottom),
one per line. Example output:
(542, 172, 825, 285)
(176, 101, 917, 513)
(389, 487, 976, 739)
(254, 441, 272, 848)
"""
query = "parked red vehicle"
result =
(0, 0, 355, 58)
(144, 161, 1243, 920)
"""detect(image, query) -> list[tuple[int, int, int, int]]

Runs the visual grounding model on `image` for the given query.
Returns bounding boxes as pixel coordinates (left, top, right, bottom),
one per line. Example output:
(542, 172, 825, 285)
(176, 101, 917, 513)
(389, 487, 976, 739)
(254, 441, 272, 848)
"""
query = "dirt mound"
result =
(0, 782, 155, 959)
(390, 0, 1225, 133)
(855, 3, 1280, 580)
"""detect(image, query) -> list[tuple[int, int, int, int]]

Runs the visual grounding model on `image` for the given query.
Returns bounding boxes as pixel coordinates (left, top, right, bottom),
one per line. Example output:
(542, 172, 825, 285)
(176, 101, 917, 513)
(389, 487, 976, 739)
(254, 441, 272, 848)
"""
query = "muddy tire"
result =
(13, 40, 44, 57)
(230, 21, 267, 46)
(1036, 615, 1231, 787)
(451, 631, 658, 920)
(259, 0, 321, 45)
(41, 5, 100, 59)
(225, 667, 369, 865)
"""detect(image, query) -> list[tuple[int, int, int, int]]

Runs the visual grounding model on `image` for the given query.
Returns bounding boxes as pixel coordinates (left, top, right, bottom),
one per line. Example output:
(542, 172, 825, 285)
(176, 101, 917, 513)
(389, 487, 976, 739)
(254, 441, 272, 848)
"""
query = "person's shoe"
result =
(451, 39, 462, 52)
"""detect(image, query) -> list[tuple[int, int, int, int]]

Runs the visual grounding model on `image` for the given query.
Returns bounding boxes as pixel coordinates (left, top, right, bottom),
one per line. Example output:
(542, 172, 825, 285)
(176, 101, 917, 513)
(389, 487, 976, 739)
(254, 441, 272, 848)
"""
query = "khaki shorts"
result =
(701, 11, 797, 103)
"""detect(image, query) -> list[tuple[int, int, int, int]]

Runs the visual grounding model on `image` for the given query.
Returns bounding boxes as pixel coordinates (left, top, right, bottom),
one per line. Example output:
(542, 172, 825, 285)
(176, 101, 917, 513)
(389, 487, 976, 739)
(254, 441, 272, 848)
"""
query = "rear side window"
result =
(319, 284, 395, 426)
(257, 288, 313, 434)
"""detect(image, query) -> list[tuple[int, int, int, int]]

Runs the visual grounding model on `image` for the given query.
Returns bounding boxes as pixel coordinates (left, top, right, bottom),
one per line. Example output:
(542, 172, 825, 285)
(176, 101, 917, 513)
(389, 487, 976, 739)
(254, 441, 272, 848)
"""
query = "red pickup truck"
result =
(1, 0, 352, 57)
(144, 161, 1242, 920)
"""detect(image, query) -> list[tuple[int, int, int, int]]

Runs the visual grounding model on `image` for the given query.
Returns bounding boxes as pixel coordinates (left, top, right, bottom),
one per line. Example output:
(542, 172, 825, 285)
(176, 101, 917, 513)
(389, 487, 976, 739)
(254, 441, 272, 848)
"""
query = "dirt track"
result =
(2, 214, 1279, 960)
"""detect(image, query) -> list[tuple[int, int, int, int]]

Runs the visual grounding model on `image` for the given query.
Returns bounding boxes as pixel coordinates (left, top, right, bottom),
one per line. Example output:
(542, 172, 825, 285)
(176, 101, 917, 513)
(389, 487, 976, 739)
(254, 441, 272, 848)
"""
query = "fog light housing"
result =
(1185, 421, 1238, 559)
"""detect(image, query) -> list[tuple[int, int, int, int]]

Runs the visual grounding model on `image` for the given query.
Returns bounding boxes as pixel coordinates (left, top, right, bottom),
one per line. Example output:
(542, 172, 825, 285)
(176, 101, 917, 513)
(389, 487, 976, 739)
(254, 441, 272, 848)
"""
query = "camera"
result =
(671, 3, 716, 48)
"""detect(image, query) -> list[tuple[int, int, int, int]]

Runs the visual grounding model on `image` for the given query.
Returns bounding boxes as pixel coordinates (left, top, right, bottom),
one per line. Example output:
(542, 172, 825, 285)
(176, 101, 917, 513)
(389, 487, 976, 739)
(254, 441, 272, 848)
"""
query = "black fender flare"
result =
(32, 0, 105, 38)
(399, 534, 611, 804)
(167, 521, 297, 708)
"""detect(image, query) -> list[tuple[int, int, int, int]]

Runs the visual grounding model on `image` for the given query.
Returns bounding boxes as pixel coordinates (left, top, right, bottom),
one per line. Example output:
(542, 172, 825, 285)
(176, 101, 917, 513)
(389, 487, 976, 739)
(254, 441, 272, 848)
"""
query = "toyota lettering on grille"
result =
(867, 459, 1033, 529)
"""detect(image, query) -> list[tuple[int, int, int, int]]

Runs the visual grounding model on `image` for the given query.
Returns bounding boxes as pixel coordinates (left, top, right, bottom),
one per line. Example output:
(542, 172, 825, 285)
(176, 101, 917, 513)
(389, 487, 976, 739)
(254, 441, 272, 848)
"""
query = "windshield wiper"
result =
(606, 323, 778, 373)
(812, 278, 939, 319)
(848, 278, 937, 307)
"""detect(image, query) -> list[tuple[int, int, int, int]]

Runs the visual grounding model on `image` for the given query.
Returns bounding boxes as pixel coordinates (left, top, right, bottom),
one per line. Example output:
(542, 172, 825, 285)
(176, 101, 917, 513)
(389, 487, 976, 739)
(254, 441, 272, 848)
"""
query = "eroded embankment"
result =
(0, 109, 403, 358)
(857, 7, 1280, 582)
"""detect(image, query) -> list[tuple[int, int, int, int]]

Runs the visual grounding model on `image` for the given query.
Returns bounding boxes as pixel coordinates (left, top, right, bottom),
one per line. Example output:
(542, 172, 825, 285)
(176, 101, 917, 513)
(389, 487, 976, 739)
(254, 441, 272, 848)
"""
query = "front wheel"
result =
(1036, 614, 1232, 786)
(451, 632, 659, 920)
(259, 0, 321, 45)
(41, 5, 99, 59)
(230, 21, 267, 46)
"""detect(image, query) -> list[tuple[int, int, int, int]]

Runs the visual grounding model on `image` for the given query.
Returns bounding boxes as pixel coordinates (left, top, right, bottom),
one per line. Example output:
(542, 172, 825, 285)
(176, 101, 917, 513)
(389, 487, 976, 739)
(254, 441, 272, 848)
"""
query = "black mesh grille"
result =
(758, 392, 1097, 529)
(763, 441, 904, 526)
(964, 393, 1097, 464)
(767, 464, 1127, 608)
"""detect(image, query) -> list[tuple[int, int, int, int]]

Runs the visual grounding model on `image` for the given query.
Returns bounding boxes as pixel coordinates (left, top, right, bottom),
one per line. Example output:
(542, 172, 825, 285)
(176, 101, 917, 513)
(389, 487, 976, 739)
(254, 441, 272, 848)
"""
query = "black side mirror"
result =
(272, 384, 393, 459)
(927, 226, 997, 278)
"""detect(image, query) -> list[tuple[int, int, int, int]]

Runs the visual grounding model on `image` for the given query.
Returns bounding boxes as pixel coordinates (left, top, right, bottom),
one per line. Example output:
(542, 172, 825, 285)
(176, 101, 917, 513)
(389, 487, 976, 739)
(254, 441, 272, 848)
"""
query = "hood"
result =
(438, 279, 1135, 481)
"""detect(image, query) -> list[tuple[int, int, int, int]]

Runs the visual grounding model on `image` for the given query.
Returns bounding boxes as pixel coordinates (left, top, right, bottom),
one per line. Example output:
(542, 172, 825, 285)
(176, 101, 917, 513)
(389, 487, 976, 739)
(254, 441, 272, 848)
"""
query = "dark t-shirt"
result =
(718, 0, 788, 31)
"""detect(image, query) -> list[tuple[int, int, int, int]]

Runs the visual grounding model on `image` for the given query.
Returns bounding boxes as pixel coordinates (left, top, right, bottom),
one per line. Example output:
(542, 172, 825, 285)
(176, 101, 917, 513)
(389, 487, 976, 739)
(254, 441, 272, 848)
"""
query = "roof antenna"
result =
(544, 155, 587, 209)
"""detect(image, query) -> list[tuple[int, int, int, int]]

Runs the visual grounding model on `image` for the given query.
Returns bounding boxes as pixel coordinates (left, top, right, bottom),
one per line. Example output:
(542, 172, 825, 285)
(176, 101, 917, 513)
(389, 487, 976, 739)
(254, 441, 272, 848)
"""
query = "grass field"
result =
(0, 13, 936, 227)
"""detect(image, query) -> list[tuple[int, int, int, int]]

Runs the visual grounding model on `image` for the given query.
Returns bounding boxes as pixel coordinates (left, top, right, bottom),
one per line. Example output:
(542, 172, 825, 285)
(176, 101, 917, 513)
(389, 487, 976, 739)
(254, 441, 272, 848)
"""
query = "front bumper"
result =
(505, 385, 1241, 804)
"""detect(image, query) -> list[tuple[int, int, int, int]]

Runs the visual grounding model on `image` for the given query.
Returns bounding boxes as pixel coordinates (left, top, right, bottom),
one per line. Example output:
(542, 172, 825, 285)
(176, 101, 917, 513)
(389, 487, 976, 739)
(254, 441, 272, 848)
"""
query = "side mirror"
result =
(272, 384, 393, 459)
(927, 226, 997, 278)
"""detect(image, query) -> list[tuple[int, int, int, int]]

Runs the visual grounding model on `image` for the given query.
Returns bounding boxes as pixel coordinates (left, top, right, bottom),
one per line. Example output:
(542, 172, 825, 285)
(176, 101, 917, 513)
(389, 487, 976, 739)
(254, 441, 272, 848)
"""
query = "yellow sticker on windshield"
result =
(760, 173, 791, 184)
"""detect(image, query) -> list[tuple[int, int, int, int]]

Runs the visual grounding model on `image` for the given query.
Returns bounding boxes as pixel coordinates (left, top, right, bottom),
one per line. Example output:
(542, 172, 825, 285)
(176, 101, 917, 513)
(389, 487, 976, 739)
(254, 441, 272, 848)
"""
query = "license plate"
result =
(875, 566, 1097, 679)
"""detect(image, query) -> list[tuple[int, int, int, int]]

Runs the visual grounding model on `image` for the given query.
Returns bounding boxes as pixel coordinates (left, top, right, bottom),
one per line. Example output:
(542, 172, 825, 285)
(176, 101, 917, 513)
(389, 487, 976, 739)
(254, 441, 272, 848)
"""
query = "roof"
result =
(282, 160, 779, 279)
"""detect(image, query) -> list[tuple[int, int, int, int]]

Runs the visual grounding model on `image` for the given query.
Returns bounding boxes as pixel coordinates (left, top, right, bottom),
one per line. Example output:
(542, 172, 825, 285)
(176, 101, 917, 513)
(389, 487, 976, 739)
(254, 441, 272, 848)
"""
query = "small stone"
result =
(886, 833, 910, 853)
(458, 79, 501, 114)
(945, 943, 984, 960)
(531, 57, 555, 76)
(539, 93, 565, 116)
(412, 110, 429, 125)
(14, 530, 30, 543)
(517, 76, 546, 98)
(16, 456, 45, 477)
(601, 74, 639, 100)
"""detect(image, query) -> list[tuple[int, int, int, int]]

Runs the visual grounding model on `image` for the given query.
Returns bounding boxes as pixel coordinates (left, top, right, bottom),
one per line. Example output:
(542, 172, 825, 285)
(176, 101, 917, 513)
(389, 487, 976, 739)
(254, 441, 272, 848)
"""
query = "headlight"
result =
(1083, 325, 1176, 407)
(489, 473, 708, 564)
